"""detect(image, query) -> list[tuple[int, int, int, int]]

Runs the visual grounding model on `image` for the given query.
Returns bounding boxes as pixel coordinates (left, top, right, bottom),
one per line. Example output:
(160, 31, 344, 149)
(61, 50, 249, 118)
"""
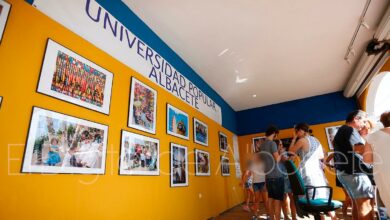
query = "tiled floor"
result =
(213, 202, 351, 220)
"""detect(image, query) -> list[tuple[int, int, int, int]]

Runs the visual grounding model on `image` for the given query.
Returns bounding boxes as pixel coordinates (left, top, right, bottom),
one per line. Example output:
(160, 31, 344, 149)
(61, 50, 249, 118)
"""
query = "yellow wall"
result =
(0, 1, 244, 219)
(238, 121, 346, 201)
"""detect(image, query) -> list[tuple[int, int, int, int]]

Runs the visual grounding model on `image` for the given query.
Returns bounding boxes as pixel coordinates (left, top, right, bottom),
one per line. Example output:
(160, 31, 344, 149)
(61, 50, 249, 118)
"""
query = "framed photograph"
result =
(167, 104, 189, 140)
(195, 149, 210, 176)
(119, 130, 159, 175)
(0, 96, 2, 109)
(170, 143, 188, 187)
(128, 77, 157, 134)
(193, 118, 208, 146)
(221, 156, 230, 176)
(252, 136, 266, 153)
(22, 107, 108, 174)
(37, 39, 113, 115)
(325, 125, 341, 150)
(0, 0, 11, 44)
(219, 132, 228, 153)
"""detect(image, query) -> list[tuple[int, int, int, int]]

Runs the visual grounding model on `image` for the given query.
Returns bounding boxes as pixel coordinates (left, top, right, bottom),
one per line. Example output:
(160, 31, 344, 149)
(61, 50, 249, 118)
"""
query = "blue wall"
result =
(28, 0, 238, 133)
(236, 92, 358, 136)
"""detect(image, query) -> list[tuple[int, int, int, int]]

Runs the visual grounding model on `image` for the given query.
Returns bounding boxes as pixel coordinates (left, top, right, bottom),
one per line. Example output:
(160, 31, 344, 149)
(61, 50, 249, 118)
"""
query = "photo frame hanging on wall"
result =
(195, 149, 210, 176)
(0, 96, 2, 109)
(128, 77, 157, 134)
(325, 125, 341, 150)
(252, 136, 266, 153)
(37, 39, 113, 115)
(119, 130, 159, 176)
(219, 132, 228, 153)
(0, 0, 11, 44)
(193, 118, 208, 146)
(167, 104, 189, 140)
(21, 107, 108, 174)
(221, 156, 230, 176)
(170, 143, 188, 187)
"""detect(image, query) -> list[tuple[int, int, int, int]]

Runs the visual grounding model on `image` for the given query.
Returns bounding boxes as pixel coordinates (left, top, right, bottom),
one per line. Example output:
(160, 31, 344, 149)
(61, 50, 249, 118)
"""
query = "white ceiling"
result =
(123, 0, 389, 111)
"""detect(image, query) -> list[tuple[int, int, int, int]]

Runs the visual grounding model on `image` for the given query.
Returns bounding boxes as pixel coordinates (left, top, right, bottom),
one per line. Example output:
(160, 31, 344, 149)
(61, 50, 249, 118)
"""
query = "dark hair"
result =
(346, 110, 367, 123)
(380, 111, 390, 127)
(295, 123, 310, 133)
(265, 125, 279, 137)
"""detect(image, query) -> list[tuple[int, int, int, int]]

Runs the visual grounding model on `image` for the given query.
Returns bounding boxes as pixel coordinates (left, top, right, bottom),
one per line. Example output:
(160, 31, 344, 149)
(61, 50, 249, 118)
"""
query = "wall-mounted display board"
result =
(219, 132, 228, 153)
(128, 77, 157, 134)
(252, 136, 266, 153)
(21, 107, 108, 174)
(193, 118, 208, 146)
(194, 149, 210, 176)
(221, 156, 230, 176)
(170, 143, 188, 187)
(0, 0, 11, 44)
(37, 39, 113, 115)
(167, 104, 189, 140)
(325, 125, 341, 150)
(119, 130, 159, 176)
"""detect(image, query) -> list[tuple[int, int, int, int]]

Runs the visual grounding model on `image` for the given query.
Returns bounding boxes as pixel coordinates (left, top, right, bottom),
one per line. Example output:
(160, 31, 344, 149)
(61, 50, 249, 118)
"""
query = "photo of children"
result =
(195, 149, 210, 176)
(221, 156, 230, 176)
(0, 0, 11, 44)
(171, 143, 188, 187)
(22, 107, 108, 174)
(120, 131, 159, 175)
(167, 104, 189, 140)
(37, 39, 113, 114)
(194, 118, 208, 146)
(252, 136, 266, 153)
(128, 78, 157, 134)
(219, 132, 228, 152)
(325, 125, 341, 150)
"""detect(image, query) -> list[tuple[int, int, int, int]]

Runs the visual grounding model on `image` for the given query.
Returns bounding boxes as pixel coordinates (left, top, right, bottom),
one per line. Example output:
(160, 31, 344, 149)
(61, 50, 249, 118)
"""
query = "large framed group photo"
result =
(170, 143, 188, 187)
(128, 77, 157, 134)
(167, 104, 189, 140)
(22, 107, 108, 174)
(0, 0, 11, 44)
(37, 39, 113, 115)
(119, 130, 159, 176)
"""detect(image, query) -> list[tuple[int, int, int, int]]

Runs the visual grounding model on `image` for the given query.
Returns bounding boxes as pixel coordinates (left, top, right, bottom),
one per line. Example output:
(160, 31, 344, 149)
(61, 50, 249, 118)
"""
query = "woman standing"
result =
(289, 123, 336, 220)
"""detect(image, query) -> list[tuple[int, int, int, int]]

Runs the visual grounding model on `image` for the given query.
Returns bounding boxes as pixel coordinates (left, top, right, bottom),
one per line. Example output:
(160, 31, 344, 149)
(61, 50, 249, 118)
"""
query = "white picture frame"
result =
(22, 107, 108, 174)
(37, 39, 113, 115)
(219, 132, 228, 153)
(325, 125, 341, 150)
(119, 130, 159, 176)
(221, 156, 230, 176)
(195, 149, 210, 176)
(0, 0, 11, 44)
(170, 143, 188, 187)
(167, 104, 189, 140)
(193, 118, 208, 146)
(128, 77, 157, 134)
(252, 136, 266, 153)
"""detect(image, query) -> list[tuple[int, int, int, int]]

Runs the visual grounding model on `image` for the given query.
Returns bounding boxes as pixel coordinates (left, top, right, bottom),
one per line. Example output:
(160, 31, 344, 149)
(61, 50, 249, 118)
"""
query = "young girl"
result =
(242, 159, 254, 212)
(46, 137, 61, 166)
(251, 153, 268, 218)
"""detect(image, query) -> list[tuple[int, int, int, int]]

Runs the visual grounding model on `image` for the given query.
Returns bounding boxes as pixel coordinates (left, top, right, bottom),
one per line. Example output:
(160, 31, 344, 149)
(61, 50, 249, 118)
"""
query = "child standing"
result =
(241, 159, 254, 212)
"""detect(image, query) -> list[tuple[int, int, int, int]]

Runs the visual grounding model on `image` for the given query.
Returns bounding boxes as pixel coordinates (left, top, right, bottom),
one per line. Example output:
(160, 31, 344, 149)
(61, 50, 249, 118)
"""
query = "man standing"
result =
(333, 110, 374, 220)
(260, 126, 284, 220)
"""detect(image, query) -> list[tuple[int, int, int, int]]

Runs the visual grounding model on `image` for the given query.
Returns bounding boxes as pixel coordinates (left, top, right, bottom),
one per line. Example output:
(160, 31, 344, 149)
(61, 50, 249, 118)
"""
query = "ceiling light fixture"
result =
(252, 94, 257, 98)
(218, 48, 229, 57)
(235, 75, 247, 84)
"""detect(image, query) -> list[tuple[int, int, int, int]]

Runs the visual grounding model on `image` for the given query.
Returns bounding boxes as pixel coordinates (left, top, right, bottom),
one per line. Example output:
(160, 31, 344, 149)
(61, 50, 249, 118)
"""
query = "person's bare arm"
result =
(363, 143, 373, 164)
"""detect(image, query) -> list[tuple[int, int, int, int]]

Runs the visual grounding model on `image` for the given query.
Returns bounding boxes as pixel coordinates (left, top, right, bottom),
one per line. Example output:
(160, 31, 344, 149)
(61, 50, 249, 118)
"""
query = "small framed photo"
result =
(195, 149, 210, 176)
(252, 136, 266, 153)
(119, 130, 159, 176)
(221, 156, 230, 176)
(193, 118, 208, 146)
(167, 104, 189, 140)
(37, 39, 113, 115)
(0, 0, 11, 44)
(325, 125, 341, 150)
(0, 96, 3, 109)
(219, 132, 228, 153)
(128, 77, 157, 134)
(170, 143, 188, 187)
(22, 107, 108, 174)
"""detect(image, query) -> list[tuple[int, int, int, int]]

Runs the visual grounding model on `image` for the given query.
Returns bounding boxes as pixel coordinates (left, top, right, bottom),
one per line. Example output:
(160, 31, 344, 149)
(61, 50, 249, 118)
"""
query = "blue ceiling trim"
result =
(236, 91, 358, 136)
